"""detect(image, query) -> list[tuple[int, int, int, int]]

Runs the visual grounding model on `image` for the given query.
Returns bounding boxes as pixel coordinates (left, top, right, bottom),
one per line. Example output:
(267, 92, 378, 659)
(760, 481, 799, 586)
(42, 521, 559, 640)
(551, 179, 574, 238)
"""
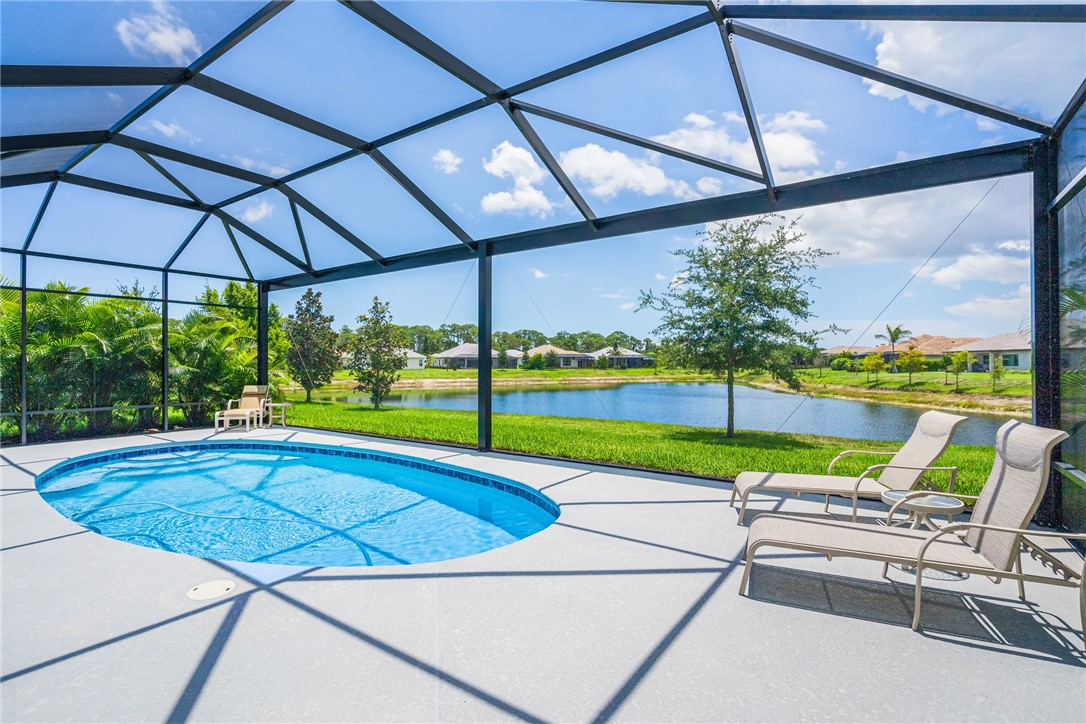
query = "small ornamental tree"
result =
(347, 297, 407, 409)
(874, 323, 912, 373)
(896, 345, 928, 386)
(544, 350, 560, 368)
(991, 354, 1005, 392)
(282, 288, 339, 403)
(860, 353, 889, 382)
(948, 350, 976, 392)
(523, 353, 546, 370)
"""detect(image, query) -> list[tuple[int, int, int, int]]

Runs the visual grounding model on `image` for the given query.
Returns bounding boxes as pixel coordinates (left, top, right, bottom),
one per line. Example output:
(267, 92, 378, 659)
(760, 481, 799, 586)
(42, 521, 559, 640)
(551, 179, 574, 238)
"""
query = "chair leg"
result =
(851, 494, 859, 523)
(1014, 553, 1026, 600)
(739, 544, 758, 595)
(912, 565, 925, 630)
(729, 485, 738, 507)
(736, 490, 752, 526)
(882, 562, 890, 579)
(824, 494, 831, 512)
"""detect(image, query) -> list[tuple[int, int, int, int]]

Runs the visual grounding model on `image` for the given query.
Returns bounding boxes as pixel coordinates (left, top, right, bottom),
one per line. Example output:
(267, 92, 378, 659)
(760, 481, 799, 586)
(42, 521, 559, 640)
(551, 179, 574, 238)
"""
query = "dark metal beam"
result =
(504, 101, 598, 226)
(1031, 137, 1061, 526)
(161, 270, 170, 431)
(134, 150, 202, 204)
(19, 253, 27, 445)
(1051, 166, 1086, 214)
(277, 185, 386, 264)
(165, 212, 212, 269)
(221, 217, 255, 281)
(339, 0, 505, 98)
(269, 139, 1034, 290)
(288, 199, 313, 270)
(712, 4, 1086, 22)
(513, 101, 764, 184)
(477, 240, 492, 451)
(257, 283, 270, 385)
(1055, 77, 1086, 136)
(0, 65, 187, 87)
(730, 21, 1052, 135)
(212, 209, 310, 273)
(4, 247, 251, 283)
(21, 181, 57, 251)
(370, 98, 492, 148)
(1, 172, 57, 188)
(716, 16, 776, 199)
(367, 148, 476, 248)
(189, 74, 366, 150)
(61, 173, 202, 209)
(111, 134, 276, 186)
(2, 131, 110, 153)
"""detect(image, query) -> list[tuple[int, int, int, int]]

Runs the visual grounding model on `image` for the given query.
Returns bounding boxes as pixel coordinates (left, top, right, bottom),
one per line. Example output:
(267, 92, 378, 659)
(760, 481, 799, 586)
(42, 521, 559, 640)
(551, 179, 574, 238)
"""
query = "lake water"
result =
(337, 382, 1016, 446)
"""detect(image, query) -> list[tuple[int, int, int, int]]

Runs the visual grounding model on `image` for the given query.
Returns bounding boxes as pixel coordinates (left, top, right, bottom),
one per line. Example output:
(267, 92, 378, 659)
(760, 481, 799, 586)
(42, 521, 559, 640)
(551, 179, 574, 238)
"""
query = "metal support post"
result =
(477, 242, 493, 452)
(257, 282, 269, 386)
(1032, 138, 1062, 526)
(19, 253, 28, 445)
(161, 271, 169, 431)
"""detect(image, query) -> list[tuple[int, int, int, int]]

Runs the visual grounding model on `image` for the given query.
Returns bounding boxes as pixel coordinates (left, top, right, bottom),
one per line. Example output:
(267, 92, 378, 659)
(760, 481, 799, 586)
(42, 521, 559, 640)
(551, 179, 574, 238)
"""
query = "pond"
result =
(336, 382, 1016, 446)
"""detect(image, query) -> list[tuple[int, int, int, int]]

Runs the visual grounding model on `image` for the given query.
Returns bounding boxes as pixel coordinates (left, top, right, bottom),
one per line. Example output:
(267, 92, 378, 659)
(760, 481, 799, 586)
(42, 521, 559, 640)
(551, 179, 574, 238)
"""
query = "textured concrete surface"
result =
(1, 427, 1083, 723)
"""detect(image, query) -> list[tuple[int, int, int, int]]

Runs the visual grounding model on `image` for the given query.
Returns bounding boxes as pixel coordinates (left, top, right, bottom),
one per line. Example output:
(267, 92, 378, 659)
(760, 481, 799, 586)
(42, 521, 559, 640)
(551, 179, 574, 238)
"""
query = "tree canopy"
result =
(282, 288, 339, 403)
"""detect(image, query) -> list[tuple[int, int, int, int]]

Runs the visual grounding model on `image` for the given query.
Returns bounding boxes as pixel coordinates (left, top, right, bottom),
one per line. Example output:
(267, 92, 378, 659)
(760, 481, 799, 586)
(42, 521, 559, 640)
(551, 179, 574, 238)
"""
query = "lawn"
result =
(287, 402, 995, 497)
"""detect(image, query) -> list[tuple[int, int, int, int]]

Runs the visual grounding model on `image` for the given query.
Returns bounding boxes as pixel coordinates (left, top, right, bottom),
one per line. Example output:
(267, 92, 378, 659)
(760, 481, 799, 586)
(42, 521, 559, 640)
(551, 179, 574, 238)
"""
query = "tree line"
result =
(336, 322, 655, 356)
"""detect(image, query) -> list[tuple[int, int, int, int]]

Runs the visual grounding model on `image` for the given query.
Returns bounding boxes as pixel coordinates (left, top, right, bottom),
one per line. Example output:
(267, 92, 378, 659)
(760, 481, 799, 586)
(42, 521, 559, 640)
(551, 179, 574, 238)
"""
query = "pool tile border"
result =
(35, 440, 561, 518)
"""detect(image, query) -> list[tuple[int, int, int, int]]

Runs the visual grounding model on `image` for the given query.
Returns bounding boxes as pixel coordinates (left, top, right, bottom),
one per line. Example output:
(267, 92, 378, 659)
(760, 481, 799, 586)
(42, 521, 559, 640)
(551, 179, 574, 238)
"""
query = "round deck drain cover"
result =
(187, 580, 236, 600)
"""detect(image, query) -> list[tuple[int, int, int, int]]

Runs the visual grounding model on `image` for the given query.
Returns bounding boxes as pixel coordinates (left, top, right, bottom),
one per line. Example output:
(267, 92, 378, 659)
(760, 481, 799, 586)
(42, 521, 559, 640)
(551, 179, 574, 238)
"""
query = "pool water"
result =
(36, 443, 558, 567)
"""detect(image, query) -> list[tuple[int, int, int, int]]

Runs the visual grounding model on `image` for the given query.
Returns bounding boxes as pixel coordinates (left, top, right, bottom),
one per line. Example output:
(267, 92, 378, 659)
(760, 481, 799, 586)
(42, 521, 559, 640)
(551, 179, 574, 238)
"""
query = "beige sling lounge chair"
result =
(730, 410, 968, 524)
(214, 385, 268, 432)
(740, 420, 1085, 632)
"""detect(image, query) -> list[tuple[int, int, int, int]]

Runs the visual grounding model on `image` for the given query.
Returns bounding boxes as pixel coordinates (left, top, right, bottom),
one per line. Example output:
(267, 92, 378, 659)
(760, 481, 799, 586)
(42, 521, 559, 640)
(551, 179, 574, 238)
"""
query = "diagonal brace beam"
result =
(277, 185, 386, 265)
(367, 148, 475, 248)
(211, 208, 311, 273)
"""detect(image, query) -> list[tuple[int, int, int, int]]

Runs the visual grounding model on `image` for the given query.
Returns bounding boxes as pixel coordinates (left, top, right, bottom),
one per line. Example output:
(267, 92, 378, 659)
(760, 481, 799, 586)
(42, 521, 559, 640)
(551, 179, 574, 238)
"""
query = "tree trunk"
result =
(305, 386, 312, 403)
(726, 364, 735, 438)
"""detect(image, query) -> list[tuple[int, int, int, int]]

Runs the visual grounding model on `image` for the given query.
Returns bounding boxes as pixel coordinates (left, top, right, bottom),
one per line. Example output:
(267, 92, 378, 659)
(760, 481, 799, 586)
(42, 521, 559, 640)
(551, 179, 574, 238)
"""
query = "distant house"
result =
(869, 334, 981, 362)
(399, 348, 426, 370)
(948, 330, 1032, 371)
(431, 343, 521, 369)
(588, 346, 655, 368)
(526, 344, 595, 368)
(820, 345, 874, 360)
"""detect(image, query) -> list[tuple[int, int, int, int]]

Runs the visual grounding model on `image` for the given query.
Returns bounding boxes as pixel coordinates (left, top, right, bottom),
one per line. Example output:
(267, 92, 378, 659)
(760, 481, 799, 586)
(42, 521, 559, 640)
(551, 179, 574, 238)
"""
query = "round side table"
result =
(264, 401, 290, 428)
(881, 489, 964, 530)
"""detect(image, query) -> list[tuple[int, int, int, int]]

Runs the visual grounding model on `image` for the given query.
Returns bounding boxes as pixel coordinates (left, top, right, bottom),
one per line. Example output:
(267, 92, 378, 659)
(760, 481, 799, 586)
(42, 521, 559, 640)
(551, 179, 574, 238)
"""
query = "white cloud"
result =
(619, 302, 637, 311)
(481, 141, 555, 217)
(559, 143, 700, 201)
(530, 267, 548, 279)
(863, 21, 1085, 119)
(432, 148, 462, 174)
(998, 239, 1030, 253)
(599, 293, 625, 299)
(115, 0, 202, 65)
(946, 284, 1031, 326)
(229, 155, 290, 177)
(241, 200, 274, 223)
(654, 273, 668, 281)
(917, 251, 1029, 289)
(148, 120, 199, 146)
(696, 177, 723, 196)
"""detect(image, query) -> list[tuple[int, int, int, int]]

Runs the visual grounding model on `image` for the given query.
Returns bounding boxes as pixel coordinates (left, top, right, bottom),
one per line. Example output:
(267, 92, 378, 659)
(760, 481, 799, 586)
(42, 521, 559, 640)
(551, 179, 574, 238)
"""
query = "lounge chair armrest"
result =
(855, 464, 958, 495)
(917, 523, 1086, 576)
(226, 398, 240, 410)
(827, 450, 895, 474)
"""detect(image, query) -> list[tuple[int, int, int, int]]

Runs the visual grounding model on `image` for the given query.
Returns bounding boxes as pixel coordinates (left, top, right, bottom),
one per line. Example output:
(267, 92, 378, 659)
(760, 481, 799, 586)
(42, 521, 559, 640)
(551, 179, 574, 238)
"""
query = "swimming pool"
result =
(36, 442, 559, 567)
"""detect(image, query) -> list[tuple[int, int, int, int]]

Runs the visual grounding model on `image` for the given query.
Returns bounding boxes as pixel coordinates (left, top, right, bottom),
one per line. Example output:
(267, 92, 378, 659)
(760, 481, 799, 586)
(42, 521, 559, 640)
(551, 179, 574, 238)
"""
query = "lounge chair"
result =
(740, 420, 1085, 631)
(214, 385, 268, 432)
(730, 410, 968, 524)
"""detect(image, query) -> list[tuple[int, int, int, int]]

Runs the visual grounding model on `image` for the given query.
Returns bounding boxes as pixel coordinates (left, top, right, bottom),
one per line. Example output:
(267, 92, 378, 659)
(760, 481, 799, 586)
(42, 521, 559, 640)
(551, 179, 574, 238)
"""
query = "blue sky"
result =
(2, 1, 1084, 348)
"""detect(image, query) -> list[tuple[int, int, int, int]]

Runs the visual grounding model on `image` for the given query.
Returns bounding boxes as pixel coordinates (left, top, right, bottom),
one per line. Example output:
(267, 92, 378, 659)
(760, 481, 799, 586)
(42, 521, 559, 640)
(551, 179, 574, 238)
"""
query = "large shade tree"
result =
(282, 288, 338, 403)
(640, 214, 834, 437)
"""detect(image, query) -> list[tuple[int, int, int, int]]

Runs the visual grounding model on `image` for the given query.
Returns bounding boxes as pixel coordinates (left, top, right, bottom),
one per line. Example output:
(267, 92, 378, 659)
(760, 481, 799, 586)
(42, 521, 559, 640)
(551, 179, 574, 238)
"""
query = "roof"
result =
(1, 3, 1074, 293)
(434, 343, 520, 358)
(396, 348, 426, 359)
(588, 347, 652, 359)
(947, 330, 1032, 353)
(869, 335, 981, 356)
(821, 345, 873, 356)
(526, 345, 593, 358)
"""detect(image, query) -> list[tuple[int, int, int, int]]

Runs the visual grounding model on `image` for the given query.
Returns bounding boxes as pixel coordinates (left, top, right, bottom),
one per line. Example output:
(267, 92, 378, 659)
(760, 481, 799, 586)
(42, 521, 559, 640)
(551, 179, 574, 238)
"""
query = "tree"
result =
(523, 353, 546, 370)
(860, 353, 888, 382)
(896, 345, 928, 385)
(544, 350, 560, 368)
(991, 354, 1005, 392)
(947, 350, 976, 392)
(347, 297, 407, 409)
(874, 323, 912, 373)
(639, 214, 834, 437)
(282, 289, 338, 403)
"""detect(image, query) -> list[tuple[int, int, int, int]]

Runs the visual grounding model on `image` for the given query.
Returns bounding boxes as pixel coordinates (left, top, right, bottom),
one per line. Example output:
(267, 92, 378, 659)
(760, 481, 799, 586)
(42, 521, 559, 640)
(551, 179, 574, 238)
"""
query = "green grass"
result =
(786, 369, 1031, 397)
(288, 402, 995, 497)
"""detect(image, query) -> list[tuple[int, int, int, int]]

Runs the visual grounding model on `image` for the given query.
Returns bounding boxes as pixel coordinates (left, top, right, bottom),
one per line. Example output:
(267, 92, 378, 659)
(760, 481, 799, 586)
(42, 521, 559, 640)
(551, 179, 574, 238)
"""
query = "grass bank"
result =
(288, 402, 995, 497)
(740, 369, 1031, 416)
(327, 368, 712, 389)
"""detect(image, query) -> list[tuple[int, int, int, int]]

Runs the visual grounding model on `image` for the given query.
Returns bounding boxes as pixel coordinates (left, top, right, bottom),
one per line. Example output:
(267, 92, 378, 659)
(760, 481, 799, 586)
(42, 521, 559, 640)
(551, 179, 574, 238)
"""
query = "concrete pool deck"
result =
(2, 427, 1084, 722)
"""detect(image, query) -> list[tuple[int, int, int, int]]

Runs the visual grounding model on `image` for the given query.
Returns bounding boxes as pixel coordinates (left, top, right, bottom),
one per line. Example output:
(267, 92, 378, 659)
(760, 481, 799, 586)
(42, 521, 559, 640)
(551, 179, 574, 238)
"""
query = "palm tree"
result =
(874, 323, 912, 373)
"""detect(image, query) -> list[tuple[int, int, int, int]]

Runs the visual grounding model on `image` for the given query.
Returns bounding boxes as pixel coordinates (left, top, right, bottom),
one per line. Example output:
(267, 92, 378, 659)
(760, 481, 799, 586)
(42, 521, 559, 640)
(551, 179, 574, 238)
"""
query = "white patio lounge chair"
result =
(214, 385, 268, 432)
(740, 420, 1085, 632)
(730, 410, 968, 524)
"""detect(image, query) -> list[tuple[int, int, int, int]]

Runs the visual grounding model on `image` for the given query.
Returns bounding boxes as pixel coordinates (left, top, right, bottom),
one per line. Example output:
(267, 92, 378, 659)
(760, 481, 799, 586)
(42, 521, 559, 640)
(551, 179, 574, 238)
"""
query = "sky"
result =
(1, 0, 1084, 349)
